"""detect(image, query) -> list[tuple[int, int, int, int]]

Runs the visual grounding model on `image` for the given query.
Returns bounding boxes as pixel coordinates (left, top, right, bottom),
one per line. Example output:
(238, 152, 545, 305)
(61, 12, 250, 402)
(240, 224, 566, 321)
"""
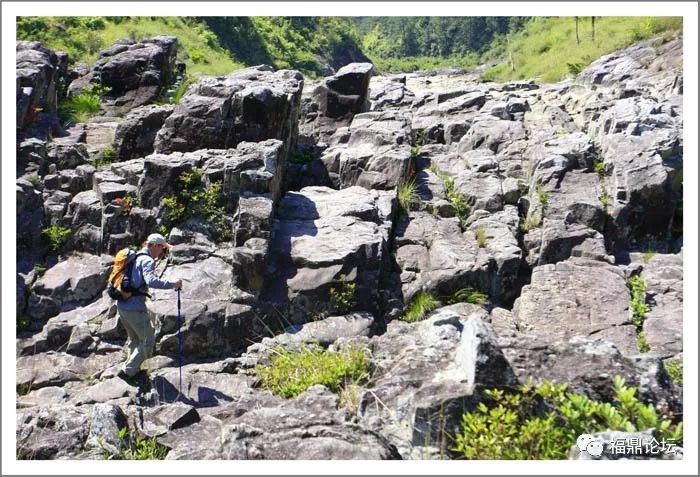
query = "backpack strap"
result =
(124, 252, 152, 299)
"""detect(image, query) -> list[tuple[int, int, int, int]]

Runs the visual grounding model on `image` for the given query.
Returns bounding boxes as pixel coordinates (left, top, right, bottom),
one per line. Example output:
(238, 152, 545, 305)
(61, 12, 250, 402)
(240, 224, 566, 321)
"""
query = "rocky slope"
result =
(16, 35, 683, 460)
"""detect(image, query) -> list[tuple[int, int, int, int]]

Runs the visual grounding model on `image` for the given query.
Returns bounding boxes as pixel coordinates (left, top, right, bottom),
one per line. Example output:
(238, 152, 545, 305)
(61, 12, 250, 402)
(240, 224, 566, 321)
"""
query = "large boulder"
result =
(158, 385, 400, 459)
(320, 110, 413, 190)
(262, 186, 394, 323)
(511, 257, 639, 355)
(16, 41, 67, 129)
(16, 405, 91, 459)
(153, 66, 303, 160)
(26, 253, 113, 323)
(69, 36, 179, 116)
(359, 304, 516, 458)
(113, 104, 174, 160)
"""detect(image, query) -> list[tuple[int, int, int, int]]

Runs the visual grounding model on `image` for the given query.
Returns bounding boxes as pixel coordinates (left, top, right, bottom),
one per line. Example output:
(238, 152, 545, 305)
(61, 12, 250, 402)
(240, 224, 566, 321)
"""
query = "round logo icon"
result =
(586, 440, 604, 457)
(577, 434, 594, 452)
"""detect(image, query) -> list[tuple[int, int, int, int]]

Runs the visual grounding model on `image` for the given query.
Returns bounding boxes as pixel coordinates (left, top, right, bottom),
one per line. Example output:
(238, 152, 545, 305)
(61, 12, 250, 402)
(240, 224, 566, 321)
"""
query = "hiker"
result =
(116, 233, 182, 381)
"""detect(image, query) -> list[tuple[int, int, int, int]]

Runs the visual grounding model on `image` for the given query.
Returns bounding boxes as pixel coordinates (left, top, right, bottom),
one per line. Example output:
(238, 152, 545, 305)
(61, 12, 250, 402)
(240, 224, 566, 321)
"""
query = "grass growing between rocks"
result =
(448, 288, 488, 306)
(256, 344, 371, 399)
(397, 177, 419, 212)
(454, 376, 683, 460)
(100, 427, 168, 460)
(628, 275, 652, 353)
(58, 84, 108, 125)
(401, 290, 440, 323)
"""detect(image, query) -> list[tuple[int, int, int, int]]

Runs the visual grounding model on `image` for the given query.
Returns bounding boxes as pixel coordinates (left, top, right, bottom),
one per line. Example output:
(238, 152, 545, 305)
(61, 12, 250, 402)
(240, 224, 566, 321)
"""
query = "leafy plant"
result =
(475, 227, 488, 248)
(329, 274, 357, 314)
(401, 290, 440, 323)
(27, 174, 42, 189)
(448, 287, 488, 306)
(628, 275, 650, 329)
(288, 147, 315, 165)
(594, 150, 606, 177)
(42, 225, 72, 252)
(33, 262, 46, 278)
(104, 427, 168, 460)
(397, 177, 419, 212)
(58, 84, 109, 125)
(636, 331, 651, 353)
(453, 376, 683, 460)
(664, 359, 683, 386)
(566, 60, 586, 76)
(256, 344, 371, 399)
(161, 168, 229, 241)
(433, 169, 470, 228)
(113, 195, 139, 215)
(169, 74, 196, 104)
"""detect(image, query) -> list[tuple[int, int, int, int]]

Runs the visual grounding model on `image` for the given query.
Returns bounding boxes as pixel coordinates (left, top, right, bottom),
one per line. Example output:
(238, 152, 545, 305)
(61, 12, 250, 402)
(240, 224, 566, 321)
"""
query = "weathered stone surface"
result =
(159, 385, 400, 460)
(85, 403, 129, 454)
(359, 304, 516, 458)
(16, 41, 67, 129)
(16, 351, 121, 392)
(263, 186, 394, 323)
(114, 104, 174, 160)
(69, 36, 179, 116)
(320, 110, 413, 190)
(26, 253, 113, 322)
(512, 257, 636, 352)
(640, 252, 683, 358)
(16, 406, 90, 459)
(154, 66, 303, 158)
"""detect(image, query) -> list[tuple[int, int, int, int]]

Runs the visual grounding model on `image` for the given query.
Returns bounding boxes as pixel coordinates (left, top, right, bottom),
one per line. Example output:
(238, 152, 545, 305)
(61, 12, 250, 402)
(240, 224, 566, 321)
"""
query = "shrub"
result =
(453, 376, 683, 460)
(628, 275, 650, 328)
(402, 290, 440, 323)
(42, 225, 71, 252)
(27, 174, 42, 189)
(664, 359, 683, 386)
(161, 168, 229, 241)
(475, 227, 488, 248)
(448, 288, 488, 306)
(329, 274, 357, 314)
(397, 178, 419, 212)
(256, 344, 371, 399)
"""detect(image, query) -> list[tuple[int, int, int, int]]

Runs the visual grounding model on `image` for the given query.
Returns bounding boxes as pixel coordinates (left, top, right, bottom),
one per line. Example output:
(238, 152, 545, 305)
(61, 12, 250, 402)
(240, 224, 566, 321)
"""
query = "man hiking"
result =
(116, 233, 182, 382)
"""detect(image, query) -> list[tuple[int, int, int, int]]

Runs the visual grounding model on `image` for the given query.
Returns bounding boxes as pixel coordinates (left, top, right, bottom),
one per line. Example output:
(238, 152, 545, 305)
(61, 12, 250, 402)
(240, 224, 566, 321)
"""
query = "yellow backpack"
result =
(107, 248, 147, 300)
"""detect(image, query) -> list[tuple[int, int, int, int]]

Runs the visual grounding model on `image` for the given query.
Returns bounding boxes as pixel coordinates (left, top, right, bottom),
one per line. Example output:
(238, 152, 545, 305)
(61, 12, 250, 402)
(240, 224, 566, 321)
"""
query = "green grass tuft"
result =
(256, 344, 371, 399)
(402, 290, 440, 323)
(397, 178, 419, 212)
(448, 288, 488, 306)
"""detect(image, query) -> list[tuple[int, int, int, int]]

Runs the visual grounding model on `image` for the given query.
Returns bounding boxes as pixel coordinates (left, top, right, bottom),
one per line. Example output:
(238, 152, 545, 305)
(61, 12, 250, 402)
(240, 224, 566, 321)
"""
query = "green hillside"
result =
(16, 16, 682, 82)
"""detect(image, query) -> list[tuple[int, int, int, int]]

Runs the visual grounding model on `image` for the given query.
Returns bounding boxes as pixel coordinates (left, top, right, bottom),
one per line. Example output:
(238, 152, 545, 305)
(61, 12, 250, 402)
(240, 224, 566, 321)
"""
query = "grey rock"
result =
(359, 305, 515, 458)
(16, 406, 90, 459)
(641, 252, 683, 357)
(114, 104, 174, 160)
(85, 403, 129, 454)
(154, 66, 303, 157)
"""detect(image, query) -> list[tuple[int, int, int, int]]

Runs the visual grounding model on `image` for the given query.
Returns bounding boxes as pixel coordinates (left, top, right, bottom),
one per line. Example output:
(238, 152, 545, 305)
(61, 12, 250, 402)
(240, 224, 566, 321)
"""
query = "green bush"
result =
(536, 185, 550, 215)
(397, 178, 419, 212)
(256, 344, 371, 399)
(161, 168, 229, 241)
(329, 274, 357, 314)
(448, 288, 488, 306)
(566, 60, 586, 76)
(664, 359, 683, 386)
(402, 290, 440, 323)
(42, 225, 72, 252)
(454, 376, 683, 460)
(628, 275, 650, 328)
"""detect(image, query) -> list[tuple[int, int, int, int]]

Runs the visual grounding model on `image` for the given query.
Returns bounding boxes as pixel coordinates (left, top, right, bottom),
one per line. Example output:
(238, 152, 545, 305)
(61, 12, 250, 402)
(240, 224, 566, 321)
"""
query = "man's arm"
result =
(140, 256, 175, 290)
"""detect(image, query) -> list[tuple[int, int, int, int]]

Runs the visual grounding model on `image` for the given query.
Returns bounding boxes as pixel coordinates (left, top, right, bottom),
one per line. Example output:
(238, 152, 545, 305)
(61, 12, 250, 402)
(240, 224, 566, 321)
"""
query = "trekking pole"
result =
(177, 288, 182, 398)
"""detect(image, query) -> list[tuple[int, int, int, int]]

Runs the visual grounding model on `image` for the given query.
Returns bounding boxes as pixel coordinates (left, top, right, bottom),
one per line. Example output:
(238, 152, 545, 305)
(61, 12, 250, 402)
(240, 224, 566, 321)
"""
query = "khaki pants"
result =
(118, 308, 155, 377)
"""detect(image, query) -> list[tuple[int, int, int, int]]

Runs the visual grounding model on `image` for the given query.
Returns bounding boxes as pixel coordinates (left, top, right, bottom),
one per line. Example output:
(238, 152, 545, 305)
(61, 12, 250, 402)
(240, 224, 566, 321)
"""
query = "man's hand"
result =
(173, 279, 183, 291)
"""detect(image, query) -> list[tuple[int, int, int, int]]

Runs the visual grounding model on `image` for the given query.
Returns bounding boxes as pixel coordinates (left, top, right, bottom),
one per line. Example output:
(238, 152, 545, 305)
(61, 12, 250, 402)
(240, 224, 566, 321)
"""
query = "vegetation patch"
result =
(448, 287, 488, 306)
(256, 344, 371, 399)
(401, 290, 440, 323)
(329, 274, 357, 314)
(664, 359, 683, 386)
(397, 177, 419, 213)
(475, 227, 488, 248)
(160, 168, 229, 241)
(58, 84, 108, 125)
(454, 376, 683, 459)
(42, 225, 72, 252)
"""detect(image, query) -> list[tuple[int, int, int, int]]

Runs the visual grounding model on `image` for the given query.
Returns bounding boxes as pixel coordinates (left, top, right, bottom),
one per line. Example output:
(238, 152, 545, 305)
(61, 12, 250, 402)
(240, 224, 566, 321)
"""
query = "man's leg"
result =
(119, 308, 155, 377)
